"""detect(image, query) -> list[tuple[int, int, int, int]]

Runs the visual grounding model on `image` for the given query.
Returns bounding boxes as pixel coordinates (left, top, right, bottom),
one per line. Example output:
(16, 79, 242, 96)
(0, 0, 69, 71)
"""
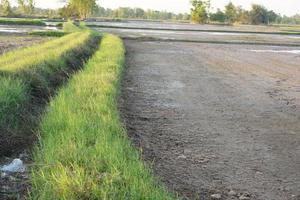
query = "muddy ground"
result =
(0, 34, 53, 200)
(88, 20, 300, 33)
(120, 40, 300, 200)
(0, 34, 50, 55)
(95, 27, 300, 47)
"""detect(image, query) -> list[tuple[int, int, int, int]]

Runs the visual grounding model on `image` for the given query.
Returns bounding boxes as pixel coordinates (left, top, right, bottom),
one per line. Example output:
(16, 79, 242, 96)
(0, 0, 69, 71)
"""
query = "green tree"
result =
(267, 10, 279, 24)
(17, 0, 35, 15)
(134, 8, 145, 18)
(249, 4, 268, 24)
(58, 4, 79, 19)
(27, 0, 35, 14)
(17, 0, 25, 13)
(225, 2, 237, 23)
(0, 0, 12, 16)
(190, 0, 210, 23)
(69, 0, 96, 19)
(210, 9, 226, 22)
(236, 6, 250, 24)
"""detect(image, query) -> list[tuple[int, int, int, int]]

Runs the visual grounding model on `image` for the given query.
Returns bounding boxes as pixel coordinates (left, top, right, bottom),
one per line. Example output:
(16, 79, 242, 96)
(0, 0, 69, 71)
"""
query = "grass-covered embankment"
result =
(28, 21, 78, 37)
(0, 18, 46, 26)
(29, 31, 67, 37)
(30, 34, 174, 200)
(0, 29, 100, 156)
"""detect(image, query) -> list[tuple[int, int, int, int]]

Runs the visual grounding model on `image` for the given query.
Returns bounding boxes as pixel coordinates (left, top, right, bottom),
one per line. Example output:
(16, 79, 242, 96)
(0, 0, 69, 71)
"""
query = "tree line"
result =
(0, 0, 96, 19)
(191, 0, 300, 25)
(0, 0, 299, 25)
(0, 0, 35, 16)
(92, 6, 190, 21)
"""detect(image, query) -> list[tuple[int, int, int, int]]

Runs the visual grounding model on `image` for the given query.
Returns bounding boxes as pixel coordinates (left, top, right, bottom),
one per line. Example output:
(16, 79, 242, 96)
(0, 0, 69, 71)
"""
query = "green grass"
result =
(63, 21, 82, 33)
(30, 34, 175, 200)
(29, 21, 84, 38)
(29, 31, 67, 37)
(0, 31, 90, 72)
(0, 29, 100, 155)
(0, 18, 46, 26)
(0, 77, 28, 129)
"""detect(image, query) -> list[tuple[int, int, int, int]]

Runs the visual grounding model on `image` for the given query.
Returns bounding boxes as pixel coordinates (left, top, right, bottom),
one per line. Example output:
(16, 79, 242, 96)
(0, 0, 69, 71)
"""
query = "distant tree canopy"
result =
(92, 6, 190, 21)
(0, 0, 298, 25)
(70, 0, 96, 19)
(224, 2, 237, 23)
(0, 0, 12, 16)
(18, 0, 35, 15)
(249, 4, 269, 24)
(210, 9, 226, 22)
(189, 0, 284, 25)
(59, 4, 79, 19)
(190, 0, 210, 23)
(280, 14, 300, 24)
(59, 0, 96, 19)
(207, 2, 285, 25)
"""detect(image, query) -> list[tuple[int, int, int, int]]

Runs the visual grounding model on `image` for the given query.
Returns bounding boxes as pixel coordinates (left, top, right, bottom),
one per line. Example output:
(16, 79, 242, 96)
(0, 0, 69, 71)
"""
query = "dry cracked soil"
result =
(120, 40, 300, 200)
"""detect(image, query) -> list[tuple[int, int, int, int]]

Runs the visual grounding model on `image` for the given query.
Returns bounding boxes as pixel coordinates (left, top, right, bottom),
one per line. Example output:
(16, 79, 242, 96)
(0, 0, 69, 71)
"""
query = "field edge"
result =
(29, 34, 175, 200)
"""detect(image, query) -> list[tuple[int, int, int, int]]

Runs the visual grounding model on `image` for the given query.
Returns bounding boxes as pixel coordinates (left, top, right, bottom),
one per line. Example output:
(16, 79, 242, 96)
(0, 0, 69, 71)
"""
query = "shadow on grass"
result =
(0, 36, 101, 157)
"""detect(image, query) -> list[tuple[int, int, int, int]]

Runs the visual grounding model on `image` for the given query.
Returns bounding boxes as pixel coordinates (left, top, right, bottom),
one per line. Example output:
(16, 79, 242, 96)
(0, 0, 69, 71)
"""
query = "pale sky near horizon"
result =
(11, 0, 300, 16)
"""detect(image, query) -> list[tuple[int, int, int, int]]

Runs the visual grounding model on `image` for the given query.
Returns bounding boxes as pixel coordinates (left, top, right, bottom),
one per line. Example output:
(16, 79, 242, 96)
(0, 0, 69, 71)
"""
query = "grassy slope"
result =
(63, 21, 82, 33)
(28, 21, 82, 38)
(0, 29, 99, 155)
(30, 34, 174, 200)
(0, 18, 46, 26)
(29, 31, 67, 37)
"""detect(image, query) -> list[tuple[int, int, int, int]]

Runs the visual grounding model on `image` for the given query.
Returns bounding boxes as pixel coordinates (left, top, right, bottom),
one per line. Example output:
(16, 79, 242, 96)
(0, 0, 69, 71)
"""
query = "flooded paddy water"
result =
(0, 24, 59, 34)
(89, 21, 300, 47)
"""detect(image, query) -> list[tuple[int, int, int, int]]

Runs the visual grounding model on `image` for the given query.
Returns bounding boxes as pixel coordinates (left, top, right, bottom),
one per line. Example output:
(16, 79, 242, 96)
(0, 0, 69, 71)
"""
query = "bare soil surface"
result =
(0, 34, 50, 55)
(120, 40, 300, 200)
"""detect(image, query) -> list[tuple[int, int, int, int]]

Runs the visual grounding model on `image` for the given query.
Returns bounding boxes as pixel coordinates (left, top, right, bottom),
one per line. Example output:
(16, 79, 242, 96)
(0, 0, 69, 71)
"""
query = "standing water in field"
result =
(0, 25, 59, 34)
(251, 49, 300, 54)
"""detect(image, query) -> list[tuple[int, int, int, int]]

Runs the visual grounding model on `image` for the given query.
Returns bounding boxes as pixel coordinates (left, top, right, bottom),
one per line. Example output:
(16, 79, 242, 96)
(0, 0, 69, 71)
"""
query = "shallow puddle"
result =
(251, 49, 300, 54)
(0, 25, 59, 33)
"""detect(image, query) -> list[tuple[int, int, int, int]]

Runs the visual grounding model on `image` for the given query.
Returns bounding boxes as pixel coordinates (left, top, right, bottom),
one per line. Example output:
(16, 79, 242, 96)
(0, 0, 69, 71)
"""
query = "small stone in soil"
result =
(211, 193, 222, 199)
(183, 149, 192, 154)
(239, 193, 251, 200)
(1, 172, 7, 178)
(228, 190, 237, 196)
(177, 155, 187, 159)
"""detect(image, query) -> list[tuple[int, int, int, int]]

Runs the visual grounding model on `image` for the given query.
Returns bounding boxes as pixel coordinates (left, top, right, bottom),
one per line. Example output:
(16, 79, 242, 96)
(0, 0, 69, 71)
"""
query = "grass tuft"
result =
(0, 29, 100, 156)
(63, 21, 82, 33)
(30, 34, 175, 200)
(29, 31, 67, 37)
(0, 18, 46, 26)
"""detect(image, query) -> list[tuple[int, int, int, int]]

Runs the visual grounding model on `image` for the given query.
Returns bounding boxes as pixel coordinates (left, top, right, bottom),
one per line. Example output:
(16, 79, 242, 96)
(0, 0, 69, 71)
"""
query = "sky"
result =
(12, 0, 300, 16)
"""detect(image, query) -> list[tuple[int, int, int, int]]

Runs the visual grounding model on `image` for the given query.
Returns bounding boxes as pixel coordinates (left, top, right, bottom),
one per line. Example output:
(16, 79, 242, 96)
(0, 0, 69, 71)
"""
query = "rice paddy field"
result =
(0, 21, 174, 200)
(0, 35, 51, 54)
(0, 19, 299, 200)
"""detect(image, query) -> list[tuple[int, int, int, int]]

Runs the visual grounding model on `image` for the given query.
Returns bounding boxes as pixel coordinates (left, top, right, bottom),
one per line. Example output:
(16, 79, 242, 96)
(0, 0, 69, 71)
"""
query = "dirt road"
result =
(120, 41, 300, 200)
